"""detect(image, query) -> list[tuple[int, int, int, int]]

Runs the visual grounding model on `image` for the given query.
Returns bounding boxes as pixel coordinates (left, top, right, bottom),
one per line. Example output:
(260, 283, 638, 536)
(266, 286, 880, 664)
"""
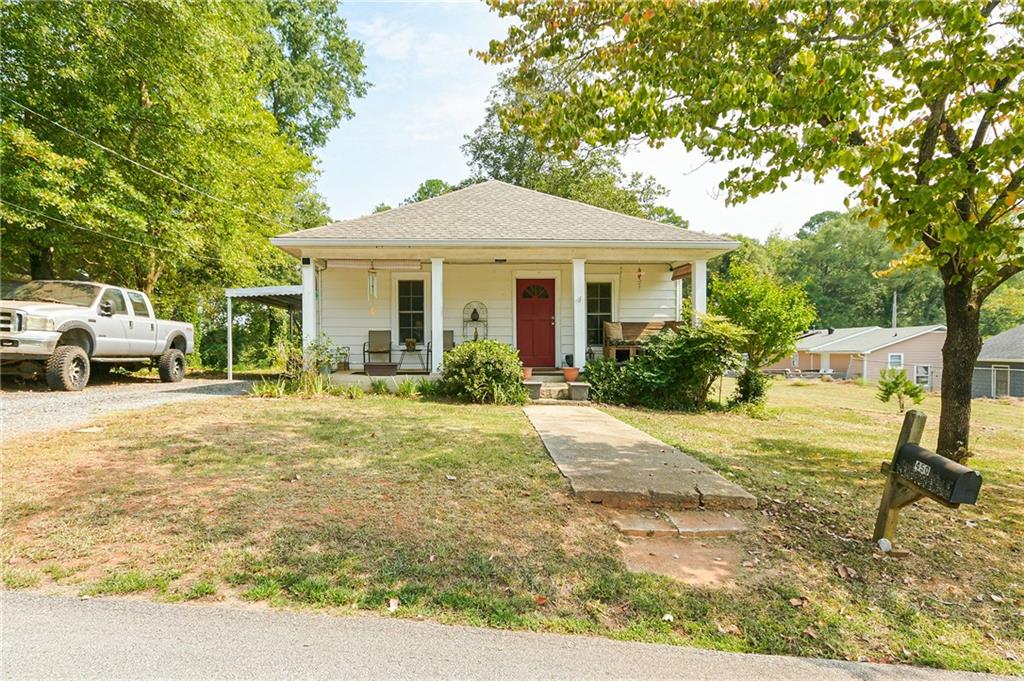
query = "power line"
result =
(1, 95, 296, 232)
(0, 199, 222, 265)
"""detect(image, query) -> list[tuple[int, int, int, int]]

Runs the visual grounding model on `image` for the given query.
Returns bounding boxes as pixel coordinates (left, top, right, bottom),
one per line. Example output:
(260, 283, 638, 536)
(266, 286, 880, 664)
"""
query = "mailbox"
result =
(892, 443, 982, 505)
(873, 410, 983, 547)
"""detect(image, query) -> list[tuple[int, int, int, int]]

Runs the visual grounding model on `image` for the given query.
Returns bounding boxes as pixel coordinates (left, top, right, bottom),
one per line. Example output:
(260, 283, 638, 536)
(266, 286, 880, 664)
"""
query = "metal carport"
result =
(224, 285, 303, 380)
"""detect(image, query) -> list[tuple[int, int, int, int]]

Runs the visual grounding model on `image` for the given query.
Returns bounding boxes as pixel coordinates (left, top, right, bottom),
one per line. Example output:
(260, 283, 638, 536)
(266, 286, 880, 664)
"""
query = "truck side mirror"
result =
(99, 301, 114, 316)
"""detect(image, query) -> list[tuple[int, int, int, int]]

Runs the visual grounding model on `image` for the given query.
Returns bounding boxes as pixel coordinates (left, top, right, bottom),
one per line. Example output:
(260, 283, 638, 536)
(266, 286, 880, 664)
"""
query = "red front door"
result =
(516, 279, 555, 367)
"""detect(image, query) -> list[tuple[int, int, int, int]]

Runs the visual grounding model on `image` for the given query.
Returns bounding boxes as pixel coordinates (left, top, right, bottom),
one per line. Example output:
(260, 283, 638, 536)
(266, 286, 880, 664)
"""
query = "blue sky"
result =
(317, 1, 850, 239)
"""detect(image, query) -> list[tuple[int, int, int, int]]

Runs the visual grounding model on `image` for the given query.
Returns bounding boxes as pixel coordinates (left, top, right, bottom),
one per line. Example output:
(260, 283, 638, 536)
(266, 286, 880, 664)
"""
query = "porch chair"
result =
(426, 330, 455, 370)
(363, 330, 393, 365)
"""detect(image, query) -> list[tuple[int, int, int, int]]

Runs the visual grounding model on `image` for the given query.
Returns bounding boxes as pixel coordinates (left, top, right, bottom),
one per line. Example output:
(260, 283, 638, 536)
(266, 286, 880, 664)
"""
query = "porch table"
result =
(396, 346, 429, 372)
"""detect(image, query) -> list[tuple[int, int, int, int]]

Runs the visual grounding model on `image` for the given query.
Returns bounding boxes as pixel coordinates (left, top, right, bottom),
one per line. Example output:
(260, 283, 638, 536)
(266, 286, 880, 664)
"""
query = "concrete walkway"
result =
(524, 405, 756, 510)
(1, 593, 993, 680)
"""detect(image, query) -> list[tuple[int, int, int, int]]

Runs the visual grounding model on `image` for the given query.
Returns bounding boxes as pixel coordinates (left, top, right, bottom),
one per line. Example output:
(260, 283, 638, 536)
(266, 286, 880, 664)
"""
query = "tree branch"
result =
(977, 165, 1024, 231)
(974, 262, 1024, 304)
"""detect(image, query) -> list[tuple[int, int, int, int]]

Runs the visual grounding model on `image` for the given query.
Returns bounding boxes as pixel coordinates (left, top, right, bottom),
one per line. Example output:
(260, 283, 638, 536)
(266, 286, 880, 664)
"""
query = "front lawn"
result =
(1, 383, 1021, 673)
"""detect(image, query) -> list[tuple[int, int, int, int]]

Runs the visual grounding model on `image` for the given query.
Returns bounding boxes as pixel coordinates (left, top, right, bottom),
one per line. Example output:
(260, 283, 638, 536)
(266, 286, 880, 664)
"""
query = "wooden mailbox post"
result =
(873, 410, 983, 545)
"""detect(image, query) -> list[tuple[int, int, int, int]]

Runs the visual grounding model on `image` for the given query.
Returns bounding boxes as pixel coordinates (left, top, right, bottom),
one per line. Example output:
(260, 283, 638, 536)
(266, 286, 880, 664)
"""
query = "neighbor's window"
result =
(888, 353, 904, 369)
(398, 280, 425, 344)
(586, 282, 613, 345)
(790, 353, 799, 367)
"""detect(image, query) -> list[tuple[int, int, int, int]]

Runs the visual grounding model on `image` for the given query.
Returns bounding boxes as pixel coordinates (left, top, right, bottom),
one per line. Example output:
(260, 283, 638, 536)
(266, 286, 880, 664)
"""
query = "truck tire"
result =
(158, 348, 185, 383)
(46, 345, 90, 391)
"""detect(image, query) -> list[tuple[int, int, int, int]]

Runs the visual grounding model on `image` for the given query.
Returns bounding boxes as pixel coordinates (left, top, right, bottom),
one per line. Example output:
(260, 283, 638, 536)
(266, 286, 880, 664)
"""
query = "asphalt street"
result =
(0, 592, 1001, 680)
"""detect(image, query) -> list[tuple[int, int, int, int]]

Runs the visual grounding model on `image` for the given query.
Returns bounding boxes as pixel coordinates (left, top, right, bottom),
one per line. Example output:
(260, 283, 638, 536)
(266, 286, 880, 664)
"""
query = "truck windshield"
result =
(6, 281, 102, 307)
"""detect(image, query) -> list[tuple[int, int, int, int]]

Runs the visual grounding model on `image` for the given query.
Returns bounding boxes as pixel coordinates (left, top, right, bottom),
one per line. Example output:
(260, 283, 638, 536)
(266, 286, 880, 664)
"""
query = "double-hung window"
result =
(887, 353, 904, 369)
(398, 280, 425, 344)
(586, 282, 613, 345)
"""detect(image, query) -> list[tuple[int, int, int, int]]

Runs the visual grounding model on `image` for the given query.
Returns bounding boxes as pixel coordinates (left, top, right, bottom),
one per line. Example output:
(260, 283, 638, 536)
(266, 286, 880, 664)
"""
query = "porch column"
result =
(572, 258, 586, 369)
(430, 258, 444, 373)
(691, 259, 707, 325)
(821, 351, 831, 373)
(301, 256, 317, 350)
(861, 354, 869, 381)
(226, 295, 233, 381)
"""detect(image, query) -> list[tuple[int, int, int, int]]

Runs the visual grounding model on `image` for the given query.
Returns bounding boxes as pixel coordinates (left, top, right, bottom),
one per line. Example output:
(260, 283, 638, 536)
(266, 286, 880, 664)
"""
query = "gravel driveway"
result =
(0, 375, 249, 440)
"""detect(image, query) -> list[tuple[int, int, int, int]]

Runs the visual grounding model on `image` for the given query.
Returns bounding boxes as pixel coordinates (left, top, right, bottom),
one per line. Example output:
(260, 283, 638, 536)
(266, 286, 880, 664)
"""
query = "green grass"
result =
(1, 386, 1020, 673)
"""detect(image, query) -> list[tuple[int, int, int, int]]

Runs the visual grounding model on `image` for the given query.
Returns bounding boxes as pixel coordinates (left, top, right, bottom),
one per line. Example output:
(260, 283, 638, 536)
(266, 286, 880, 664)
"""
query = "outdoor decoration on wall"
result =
(635, 266, 644, 288)
(367, 261, 379, 301)
(463, 301, 488, 340)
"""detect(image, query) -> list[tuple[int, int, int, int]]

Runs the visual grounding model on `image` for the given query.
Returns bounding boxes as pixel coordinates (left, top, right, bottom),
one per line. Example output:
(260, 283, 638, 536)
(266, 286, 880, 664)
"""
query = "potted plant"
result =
(562, 354, 579, 381)
(405, 337, 417, 352)
(523, 366, 533, 379)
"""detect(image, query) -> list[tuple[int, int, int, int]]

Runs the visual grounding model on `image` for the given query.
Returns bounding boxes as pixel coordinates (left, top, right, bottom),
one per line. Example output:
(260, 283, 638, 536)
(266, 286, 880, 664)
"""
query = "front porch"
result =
(297, 252, 712, 374)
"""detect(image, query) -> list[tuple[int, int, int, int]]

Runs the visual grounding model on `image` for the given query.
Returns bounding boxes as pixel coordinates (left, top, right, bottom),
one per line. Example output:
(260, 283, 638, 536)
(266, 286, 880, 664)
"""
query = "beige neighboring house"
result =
(768, 324, 946, 388)
(266, 180, 737, 374)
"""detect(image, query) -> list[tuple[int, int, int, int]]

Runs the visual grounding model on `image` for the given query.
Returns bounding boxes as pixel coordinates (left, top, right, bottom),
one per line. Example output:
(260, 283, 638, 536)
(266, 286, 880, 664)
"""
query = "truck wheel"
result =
(158, 348, 185, 383)
(46, 346, 91, 391)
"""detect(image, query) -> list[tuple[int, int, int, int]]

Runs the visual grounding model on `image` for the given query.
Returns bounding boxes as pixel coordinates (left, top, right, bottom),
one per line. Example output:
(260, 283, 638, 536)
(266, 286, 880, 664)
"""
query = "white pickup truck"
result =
(0, 280, 194, 391)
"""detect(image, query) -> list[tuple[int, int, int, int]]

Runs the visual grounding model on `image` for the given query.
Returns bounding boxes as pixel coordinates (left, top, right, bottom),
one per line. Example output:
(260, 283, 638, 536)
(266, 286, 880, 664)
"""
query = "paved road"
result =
(0, 593, 997, 680)
(0, 376, 248, 440)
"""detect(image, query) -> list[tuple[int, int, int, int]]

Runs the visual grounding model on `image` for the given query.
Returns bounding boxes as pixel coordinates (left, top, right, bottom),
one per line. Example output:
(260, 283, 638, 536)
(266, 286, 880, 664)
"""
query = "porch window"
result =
(398, 280, 425, 344)
(586, 282, 613, 345)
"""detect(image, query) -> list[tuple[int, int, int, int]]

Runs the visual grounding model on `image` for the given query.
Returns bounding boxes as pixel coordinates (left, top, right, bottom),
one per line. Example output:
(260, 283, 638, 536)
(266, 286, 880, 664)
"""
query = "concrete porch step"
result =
(524, 380, 590, 402)
(602, 508, 748, 538)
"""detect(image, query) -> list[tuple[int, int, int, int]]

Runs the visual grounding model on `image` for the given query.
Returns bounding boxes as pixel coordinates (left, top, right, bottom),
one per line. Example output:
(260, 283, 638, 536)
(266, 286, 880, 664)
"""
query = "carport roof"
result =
(225, 285, 302, 310)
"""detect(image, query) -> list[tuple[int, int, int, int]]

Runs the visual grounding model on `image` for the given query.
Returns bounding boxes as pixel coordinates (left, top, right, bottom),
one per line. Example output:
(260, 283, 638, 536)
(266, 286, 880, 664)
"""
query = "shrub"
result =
(732, 366, 771, 405)
(876, 368, 924, 411)
(580, 357, 625, 403)
(342, 384, 364, 399)
(249, 378, 287, 398)
(395, 379, 419, 398)
(438, 339, 528, 405)
(415, 378, 444, 399)
(616, 316, 746, 410)
(369, 378, 391, 395)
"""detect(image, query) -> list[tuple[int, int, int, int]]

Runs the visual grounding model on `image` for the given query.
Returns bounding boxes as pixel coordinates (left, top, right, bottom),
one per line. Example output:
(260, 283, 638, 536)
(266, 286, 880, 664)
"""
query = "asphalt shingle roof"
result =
(796, 327, 877, 351)
(978, 324, 1024, 361)
(800, 325, 946, 353)
(275, 180, 730, 244)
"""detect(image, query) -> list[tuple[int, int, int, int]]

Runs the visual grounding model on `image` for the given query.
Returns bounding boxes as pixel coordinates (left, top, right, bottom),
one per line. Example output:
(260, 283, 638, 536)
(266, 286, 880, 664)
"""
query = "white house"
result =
(269, 180, 737, 373)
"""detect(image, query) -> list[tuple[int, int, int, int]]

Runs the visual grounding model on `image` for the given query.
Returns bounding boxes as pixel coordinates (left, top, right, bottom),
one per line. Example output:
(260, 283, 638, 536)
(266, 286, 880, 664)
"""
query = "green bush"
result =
(369, 378, 391, 395)
(395, 379, 419, 398)
(585, 316, 746, 410)
(733, 366, 772, 405)
(416, 378, 445, 399)
(438, 339, 528, 405)
(580, 357, 625, 403)
(876, 368, 924, 411)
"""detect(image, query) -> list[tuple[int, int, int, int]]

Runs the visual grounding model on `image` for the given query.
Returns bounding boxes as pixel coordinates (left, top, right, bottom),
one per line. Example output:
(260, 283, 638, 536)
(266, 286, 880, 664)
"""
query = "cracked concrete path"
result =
(524, 405, 756, 510)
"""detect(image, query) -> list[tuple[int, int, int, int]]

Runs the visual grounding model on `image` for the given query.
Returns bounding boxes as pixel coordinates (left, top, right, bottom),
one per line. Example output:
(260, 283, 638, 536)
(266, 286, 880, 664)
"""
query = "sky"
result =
(317, 1, 852, 240)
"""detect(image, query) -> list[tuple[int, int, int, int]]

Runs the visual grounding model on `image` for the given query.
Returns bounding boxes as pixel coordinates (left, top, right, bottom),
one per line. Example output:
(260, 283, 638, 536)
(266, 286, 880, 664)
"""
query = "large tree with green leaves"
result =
(484, 0, 1023, 459)
(0, 0, 362, 305)
(780, 211, 945, 328)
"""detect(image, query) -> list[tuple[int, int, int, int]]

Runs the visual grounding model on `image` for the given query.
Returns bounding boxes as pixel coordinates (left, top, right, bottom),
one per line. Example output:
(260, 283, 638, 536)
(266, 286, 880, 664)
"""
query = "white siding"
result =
(319, 262, 679, 369)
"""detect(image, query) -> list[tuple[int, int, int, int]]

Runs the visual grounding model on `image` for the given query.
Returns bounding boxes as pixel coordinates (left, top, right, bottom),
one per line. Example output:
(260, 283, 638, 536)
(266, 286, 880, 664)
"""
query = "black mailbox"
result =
(873, 409, 984, 547)
(893, 443, 982, 505)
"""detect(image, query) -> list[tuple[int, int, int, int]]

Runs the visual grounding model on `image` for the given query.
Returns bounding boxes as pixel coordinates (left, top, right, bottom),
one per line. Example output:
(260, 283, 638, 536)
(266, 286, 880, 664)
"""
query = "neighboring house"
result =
(767, 324, 947, 388)
(269, 180, 737, 372)
(973, 324, 1024, 398)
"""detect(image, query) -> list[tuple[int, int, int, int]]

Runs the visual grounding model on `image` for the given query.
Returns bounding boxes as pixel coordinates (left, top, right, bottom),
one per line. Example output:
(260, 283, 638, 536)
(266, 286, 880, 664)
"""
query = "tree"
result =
(980, 273, 1024, 336)
(877, 368, 926, 412)
(0, 0, 363, 298)
(779, 212, 945, 328)
(711, 263, 817, 403)
(260, 0, 368, 151)
(484, 1, 1023, 459)
(402, 179, 456, 205)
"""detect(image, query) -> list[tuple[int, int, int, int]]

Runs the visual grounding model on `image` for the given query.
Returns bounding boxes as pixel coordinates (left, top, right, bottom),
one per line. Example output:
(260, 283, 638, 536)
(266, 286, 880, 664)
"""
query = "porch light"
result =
(635, 266, 644, 287)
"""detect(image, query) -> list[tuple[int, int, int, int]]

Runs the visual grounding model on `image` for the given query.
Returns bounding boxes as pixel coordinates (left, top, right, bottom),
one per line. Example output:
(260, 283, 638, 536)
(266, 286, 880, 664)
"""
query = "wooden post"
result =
(872, 410, 927, 542)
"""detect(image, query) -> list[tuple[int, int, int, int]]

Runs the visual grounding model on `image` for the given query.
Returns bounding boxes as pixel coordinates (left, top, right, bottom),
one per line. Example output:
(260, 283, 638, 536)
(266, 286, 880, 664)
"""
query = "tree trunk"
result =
(937, 280, 982, 462)
(29, 247, 54, 280)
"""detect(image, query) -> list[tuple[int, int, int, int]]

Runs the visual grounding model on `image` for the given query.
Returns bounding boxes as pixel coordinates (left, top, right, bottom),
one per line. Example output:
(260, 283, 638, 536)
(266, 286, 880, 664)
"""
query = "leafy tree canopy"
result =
(483, 0, 1023, 457)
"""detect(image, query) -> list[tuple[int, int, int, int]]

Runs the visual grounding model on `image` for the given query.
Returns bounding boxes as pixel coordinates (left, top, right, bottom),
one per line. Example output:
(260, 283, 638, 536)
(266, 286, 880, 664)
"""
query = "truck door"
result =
(93, 288, 131, 356)
(126, 290, 158, 355)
